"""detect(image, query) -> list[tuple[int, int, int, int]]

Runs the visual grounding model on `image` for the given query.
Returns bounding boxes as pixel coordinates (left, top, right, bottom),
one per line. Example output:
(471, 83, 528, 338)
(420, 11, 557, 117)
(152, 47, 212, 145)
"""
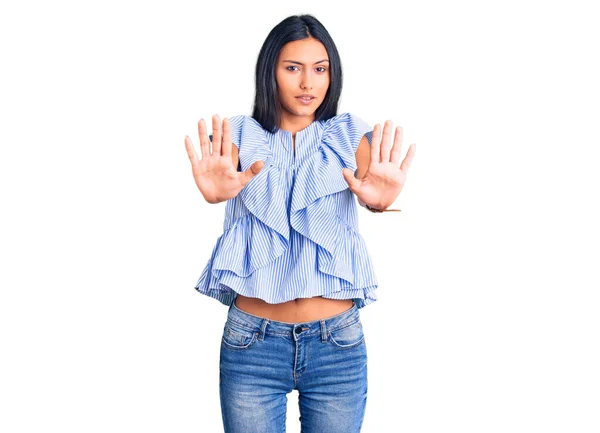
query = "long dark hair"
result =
(251, 14, 343, 133)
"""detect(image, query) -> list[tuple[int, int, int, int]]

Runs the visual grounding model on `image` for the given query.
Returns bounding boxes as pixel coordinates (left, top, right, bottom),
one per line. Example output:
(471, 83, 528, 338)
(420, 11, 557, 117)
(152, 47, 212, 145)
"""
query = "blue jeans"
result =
(219, 299, 368, 433)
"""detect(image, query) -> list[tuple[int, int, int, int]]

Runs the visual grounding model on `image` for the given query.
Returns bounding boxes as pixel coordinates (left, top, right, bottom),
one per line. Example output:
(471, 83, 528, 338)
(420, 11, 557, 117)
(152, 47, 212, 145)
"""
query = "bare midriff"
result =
(235, 294, 354, 323)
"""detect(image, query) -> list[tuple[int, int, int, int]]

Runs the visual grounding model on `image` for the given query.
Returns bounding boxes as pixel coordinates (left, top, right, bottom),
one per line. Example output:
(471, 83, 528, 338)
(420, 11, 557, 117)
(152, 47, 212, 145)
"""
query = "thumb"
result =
(341, 168, 359, 191)
(239, 160, 265, 187)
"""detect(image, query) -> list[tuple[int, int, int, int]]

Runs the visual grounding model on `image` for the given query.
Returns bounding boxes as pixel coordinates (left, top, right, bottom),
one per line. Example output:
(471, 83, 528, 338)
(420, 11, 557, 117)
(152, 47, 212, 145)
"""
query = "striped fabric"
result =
(194, 112, 379, 309)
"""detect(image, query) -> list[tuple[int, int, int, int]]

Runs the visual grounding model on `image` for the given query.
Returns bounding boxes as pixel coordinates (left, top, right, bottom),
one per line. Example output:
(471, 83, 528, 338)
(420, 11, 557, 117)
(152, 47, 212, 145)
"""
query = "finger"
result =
(341, 167, 359, 192)
(212, 114, 222, 156)
(380, 120, 393, 163)
(184, 135, 200, 168)
(221, 117, 232, 158)
(390, 126, 403, 166)
(238, 160, 265, 188)
(369, 123, 381, 169)
(197, 119, 210, 158)
(400, 143, 416, 173)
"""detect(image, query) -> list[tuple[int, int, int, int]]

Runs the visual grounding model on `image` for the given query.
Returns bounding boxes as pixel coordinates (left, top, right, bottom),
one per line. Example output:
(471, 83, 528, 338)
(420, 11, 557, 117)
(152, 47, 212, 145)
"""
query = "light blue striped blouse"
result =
(194, 112, 379, 309)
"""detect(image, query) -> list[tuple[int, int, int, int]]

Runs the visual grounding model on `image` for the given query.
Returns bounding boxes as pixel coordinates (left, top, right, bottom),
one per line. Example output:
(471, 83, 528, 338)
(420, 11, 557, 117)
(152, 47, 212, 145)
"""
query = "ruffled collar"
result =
(270, 120, 325, 159)
(274, 118, 324, 136)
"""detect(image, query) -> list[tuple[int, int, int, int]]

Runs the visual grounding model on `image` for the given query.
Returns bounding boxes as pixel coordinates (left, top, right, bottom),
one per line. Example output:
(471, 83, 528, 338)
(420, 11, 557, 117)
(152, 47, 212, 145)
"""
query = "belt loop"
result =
(259, 318, 269, 341)
(320, 319, 327, 343)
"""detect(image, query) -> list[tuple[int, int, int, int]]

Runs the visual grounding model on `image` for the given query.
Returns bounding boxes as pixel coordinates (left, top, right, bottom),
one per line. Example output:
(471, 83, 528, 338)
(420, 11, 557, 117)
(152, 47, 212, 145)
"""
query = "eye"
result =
(286, 66, 299, 71)
(316, 67, 327, 73)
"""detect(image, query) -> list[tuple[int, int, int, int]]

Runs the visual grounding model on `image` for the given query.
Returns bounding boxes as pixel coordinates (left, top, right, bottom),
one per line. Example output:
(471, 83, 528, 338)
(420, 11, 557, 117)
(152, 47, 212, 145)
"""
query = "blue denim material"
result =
(219, 299, 368, 433)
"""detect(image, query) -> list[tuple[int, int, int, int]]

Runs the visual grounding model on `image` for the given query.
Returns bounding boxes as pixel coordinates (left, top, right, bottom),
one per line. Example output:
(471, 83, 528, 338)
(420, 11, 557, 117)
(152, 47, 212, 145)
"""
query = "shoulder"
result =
(322, 112, 373, 152)
(225, 114, 249, 136)
(323, 111, 369, 127)
(218, 115, 266, 148)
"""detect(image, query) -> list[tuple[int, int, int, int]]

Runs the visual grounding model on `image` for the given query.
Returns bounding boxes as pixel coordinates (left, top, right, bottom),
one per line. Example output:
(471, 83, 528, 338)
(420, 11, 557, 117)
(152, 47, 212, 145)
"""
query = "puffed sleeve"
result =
(349, 113, 374, 152)
(315, 112, 374, 175)
(323, 112, 374, 155)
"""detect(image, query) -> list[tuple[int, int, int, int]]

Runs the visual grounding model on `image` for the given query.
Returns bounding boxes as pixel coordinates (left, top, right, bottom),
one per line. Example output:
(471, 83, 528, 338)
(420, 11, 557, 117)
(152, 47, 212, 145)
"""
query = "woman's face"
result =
(275, 37, 330, 125)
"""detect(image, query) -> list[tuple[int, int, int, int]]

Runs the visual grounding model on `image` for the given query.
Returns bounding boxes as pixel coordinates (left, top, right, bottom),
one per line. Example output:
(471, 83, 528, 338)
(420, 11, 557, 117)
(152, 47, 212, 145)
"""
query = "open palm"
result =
(184, 115, 264, 204)
(343, 120, 416, 210)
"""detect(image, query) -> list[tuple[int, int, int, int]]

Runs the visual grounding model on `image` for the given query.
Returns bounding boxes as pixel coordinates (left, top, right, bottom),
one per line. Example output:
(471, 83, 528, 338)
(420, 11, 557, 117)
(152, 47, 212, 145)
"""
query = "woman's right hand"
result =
(185, 115, 265, 204)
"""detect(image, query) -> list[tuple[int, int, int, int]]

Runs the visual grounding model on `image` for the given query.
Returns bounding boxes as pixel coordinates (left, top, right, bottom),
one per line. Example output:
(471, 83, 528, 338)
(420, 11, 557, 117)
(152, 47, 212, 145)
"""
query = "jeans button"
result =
(294, 327, 302, 334)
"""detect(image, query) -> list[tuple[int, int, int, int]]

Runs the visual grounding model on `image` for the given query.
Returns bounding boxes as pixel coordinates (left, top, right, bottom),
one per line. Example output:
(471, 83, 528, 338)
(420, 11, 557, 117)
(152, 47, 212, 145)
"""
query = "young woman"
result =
(184, 14, 415, 433)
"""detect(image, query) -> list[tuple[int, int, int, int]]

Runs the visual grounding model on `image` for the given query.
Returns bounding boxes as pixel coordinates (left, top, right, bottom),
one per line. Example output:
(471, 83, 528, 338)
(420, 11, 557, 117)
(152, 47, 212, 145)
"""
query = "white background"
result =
(1, 0, 599, 432)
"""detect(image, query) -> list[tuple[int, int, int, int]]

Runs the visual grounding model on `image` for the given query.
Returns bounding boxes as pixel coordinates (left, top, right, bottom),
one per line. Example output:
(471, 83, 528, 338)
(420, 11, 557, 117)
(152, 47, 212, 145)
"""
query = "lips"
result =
(296, 95, 316, 101)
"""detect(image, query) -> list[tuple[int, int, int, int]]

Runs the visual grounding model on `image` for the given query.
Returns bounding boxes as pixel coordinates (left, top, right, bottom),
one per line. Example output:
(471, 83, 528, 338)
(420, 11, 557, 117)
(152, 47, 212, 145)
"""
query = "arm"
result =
(186, 114, 263, 205)
(354, 135, 371, 208)
(344, 119, 415, 212)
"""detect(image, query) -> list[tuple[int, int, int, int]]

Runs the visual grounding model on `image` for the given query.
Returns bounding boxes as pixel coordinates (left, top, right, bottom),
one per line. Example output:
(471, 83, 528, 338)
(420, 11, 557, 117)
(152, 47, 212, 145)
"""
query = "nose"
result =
(301, 74, 313, 90)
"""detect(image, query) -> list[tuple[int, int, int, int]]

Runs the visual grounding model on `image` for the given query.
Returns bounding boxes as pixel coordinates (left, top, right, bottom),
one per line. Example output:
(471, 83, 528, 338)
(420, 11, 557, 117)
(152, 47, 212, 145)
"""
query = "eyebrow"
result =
(282, 59, 330, 65)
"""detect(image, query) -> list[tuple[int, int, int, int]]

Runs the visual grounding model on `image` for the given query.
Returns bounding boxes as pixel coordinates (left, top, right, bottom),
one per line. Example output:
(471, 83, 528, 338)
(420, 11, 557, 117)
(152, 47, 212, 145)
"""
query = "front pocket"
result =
(328, 321, 365, 349)
(221, 323, 259, 351)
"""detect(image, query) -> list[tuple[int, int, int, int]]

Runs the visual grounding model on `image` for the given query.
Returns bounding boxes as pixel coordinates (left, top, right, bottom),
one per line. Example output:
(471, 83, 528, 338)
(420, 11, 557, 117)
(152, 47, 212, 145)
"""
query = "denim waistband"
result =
(226, 298, 361, 338)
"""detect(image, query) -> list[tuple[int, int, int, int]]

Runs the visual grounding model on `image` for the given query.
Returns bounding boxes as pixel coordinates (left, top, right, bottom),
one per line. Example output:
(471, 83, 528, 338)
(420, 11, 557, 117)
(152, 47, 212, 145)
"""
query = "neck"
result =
(280, 112, 315, 134)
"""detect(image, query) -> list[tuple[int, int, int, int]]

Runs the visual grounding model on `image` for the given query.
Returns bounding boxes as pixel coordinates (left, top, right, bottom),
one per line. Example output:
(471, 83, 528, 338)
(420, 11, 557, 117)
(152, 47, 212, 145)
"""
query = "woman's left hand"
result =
(342, 120, 416, 210)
